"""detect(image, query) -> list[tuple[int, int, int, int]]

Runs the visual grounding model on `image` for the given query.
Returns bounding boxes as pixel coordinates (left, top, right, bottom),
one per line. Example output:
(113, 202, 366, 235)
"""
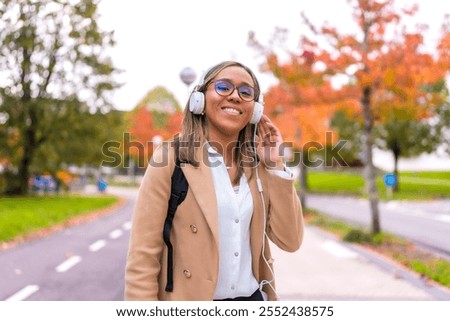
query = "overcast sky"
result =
(97, 0, 449, 112)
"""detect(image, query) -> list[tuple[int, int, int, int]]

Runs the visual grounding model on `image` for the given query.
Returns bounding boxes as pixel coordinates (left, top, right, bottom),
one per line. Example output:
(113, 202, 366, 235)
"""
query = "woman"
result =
(125, 61, 304, 301)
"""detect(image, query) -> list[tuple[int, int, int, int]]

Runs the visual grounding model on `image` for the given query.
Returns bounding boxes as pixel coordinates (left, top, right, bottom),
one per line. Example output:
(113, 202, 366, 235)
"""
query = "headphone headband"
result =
(194, 68, 211, 91)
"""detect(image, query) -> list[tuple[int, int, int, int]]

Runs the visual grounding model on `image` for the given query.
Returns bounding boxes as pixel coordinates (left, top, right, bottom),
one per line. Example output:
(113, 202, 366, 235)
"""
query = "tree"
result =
(0, 0, 120, 195)
(331, 12, 449, 192)
(300, 0, 401, 234)
(251, 0, 449, 234)
(32, 109, 125, 174)
(436, 98, 450, 156)
(127, 86, 182, 169)
(373, 29, 449, 190)
(297, 0, 450, 234)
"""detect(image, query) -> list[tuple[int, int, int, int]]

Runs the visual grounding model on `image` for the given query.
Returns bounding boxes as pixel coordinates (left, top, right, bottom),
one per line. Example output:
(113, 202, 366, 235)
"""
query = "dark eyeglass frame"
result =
(208, 79, 256, 102)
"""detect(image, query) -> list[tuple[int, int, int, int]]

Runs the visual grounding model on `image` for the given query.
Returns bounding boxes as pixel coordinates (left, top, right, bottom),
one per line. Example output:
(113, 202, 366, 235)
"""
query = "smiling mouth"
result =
(222, 107, 242, 115)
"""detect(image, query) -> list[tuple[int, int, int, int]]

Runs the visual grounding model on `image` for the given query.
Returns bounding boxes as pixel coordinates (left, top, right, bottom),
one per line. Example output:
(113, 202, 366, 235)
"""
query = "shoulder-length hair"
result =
(177, 61, 261, 181)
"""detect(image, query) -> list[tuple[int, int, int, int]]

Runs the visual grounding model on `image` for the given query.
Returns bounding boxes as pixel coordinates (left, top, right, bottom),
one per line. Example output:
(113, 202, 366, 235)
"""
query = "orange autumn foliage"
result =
(127, 106, 183, 165)
(250, 0, 449, 166)
(299, 0, 449, 125)
(262, 52, 343, 150)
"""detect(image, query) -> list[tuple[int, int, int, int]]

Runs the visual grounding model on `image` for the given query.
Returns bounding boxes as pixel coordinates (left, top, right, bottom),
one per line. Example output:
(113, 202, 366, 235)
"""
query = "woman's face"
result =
(204, 66, 255, 140)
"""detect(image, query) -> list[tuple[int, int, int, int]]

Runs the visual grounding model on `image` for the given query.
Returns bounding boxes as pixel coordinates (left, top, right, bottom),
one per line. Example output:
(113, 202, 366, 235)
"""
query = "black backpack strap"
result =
(163, 158, 188, 292)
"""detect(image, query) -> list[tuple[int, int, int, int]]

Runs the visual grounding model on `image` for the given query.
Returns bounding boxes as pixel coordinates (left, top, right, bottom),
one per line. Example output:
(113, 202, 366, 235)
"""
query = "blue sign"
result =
(384, 173, 397, 187)
(97, 178, 108, 192)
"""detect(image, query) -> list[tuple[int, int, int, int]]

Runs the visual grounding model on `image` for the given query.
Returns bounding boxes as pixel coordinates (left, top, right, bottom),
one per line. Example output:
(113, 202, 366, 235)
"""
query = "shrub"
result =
(343, 229, 373, 244)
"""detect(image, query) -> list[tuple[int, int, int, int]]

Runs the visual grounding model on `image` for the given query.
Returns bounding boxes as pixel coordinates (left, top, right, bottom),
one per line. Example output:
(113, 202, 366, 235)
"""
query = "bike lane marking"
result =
(55, 256, 82, 273)
(5, 285, 39, 301)
(109, 229, 123, 239)
(89, 240, 107, 252)
(122, 221, 132, 231)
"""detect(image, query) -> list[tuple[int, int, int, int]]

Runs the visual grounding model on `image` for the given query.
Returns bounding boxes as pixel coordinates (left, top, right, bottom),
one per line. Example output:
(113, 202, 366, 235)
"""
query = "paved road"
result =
(1, 187, 449, 301)
(306, 194, 450, 259)
(0, 187, 135, 301)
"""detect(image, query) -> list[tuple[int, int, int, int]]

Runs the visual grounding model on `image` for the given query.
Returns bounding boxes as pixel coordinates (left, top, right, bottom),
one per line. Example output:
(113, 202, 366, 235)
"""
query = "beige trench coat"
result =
(125, 142, 304, 300)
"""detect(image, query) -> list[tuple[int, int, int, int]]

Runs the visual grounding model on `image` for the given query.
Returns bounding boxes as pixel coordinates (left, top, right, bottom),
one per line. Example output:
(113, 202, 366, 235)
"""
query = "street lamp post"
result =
(179, 67, 197, 97)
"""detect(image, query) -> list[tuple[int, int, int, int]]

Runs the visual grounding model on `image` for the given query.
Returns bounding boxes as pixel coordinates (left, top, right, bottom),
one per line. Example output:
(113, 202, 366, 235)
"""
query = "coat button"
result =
(183, 269, 192, 278)
(190, 224, 198, 233)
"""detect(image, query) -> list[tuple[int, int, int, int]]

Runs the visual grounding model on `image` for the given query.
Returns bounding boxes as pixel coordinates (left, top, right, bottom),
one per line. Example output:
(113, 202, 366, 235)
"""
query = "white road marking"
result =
(385, 202, 400, 210)
(6, 285, 39, 301)
(89, 240, 107, 252)
(109, 229, 123, 239)
(122, 221, 132, 231)
(321, 240, 359, 259)
(383, 203, 450, 223)
(55, 256, 82, 273)
(436, 215, 450, 223)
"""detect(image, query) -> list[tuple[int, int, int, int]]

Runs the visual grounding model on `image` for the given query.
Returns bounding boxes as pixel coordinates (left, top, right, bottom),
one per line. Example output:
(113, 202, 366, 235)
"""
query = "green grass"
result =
(0, 195, 118, 243)
(407, 260, 450, 286)
(306, 171, 365, 195)
(305, 209, 450, 287)
(306, 170, 450, 200)
(401, 171, 450, 180)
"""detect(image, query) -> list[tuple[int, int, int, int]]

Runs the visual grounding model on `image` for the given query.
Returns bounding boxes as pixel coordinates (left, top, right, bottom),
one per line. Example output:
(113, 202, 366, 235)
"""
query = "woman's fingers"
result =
(258, 115, 282, 143)
(255, 115, 285, 168)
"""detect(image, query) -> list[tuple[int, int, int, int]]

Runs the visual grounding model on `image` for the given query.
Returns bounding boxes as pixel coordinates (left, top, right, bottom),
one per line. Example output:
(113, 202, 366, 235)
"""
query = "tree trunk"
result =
(17, 144, 33, 194)
(298, 152, 308, 209)
(4, 43, 34, 195)
(5, 148, 33, 195)
(361, 86, 381, 234)
(5, 103, 38, 195)
(392, 142, 400, 192)
(9, 129, 36, 195)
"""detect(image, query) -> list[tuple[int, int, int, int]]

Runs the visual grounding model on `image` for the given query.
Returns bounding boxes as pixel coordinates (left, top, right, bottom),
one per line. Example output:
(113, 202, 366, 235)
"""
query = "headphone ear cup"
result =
(250, 101, 264, 124)
(189, 91, 205, 114)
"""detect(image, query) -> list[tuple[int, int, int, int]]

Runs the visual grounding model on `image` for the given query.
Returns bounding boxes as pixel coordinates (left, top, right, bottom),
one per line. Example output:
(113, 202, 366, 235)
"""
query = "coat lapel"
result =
(245, 165, 265, 280)
(181, 143, 220, 250)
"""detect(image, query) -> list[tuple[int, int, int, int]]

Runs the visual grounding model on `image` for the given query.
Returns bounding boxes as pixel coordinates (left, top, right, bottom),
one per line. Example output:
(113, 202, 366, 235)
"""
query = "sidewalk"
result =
(272, 226, 450, 300)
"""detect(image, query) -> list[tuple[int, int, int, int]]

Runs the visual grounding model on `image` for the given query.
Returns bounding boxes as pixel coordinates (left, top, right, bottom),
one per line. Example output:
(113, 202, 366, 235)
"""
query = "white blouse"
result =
(207, 145, 292, 300)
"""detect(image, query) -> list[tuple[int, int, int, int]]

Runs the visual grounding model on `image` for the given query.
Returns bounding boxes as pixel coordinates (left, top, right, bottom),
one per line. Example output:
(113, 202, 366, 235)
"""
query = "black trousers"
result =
(214, 289, 264, 301)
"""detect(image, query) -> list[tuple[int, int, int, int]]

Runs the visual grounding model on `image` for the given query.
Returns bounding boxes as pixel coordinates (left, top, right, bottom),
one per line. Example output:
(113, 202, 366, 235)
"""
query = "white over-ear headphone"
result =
(189, 69, 264, 124)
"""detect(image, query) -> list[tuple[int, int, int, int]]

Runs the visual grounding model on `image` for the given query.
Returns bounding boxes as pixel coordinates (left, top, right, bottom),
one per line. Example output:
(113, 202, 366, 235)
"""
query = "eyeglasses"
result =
(210, 79, 256, 102)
